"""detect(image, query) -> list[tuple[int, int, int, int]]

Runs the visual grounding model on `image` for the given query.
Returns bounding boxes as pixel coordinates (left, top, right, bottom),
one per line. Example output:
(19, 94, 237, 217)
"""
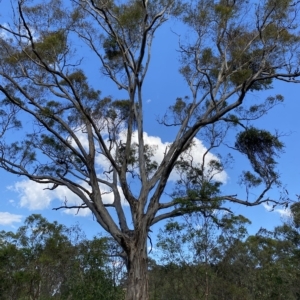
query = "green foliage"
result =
(3, 209, 300, 300)
(0, 215, 124, 300)
(62, 237, 124, 300)
(200, 47, 213, 64)
(214, 3, 234, 20)
(117, 141, 158, 176)
(103, 36, 123, 62)
(5, 30, 67, 65)
(61, 70, 87, 85)
(151, 208, 300, 299)
(291, 202, 300, 229)
(60, 70, 101, 103)
(235, 127, 283, 180)
(172, 155, 224, 215)
(174, 181, 222, 215)
(111, 100, 133, 122)
(168, 97, 191, 124)
(115, 0, 145, 31)
(35, 30, 67, 59)
(240, 171, 263, 189)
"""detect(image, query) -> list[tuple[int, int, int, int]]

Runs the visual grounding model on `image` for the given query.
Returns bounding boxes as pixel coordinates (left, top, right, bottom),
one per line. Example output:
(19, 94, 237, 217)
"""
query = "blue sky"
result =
(0, 3, 300, 241)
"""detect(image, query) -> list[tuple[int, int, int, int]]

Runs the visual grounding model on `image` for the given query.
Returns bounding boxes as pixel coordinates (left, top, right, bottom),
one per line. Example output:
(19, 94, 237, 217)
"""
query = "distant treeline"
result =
(1, 204, 300, 299)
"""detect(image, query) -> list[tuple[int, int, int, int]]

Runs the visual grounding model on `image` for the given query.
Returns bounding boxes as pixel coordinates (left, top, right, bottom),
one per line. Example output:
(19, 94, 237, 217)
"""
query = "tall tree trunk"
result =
(125, 233, 149, 300)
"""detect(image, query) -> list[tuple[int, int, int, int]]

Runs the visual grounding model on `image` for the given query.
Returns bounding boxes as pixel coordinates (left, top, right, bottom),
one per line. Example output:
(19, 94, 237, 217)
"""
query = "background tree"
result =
(2, 212, 300, 299)
(150, 208, 300, 300)
(0, 214, 123, 300)
(151, 212, 251, 299)
(0, 0, 300, 298)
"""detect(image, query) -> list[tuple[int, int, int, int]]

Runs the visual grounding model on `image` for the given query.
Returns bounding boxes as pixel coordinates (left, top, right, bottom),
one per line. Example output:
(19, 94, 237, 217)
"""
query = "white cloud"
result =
(52, 185, 92, 216)
(8, 180, 91, 214)
(69, 128, 90, 150)
(70, 129, 227, 183)
(262, 202, 291, 218)
(276, 208, 292, 217)
(0, 212, 23, 225)
(8, 131, 226, 215)
(127, 131, 227, 183)
(0, 23, 39, 43)
(10, 180, 53, 210)
(8, 178, 127, 216)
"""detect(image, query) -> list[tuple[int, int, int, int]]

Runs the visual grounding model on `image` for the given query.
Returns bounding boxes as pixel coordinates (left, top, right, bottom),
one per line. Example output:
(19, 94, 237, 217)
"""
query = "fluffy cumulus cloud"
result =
(126, 131, 227, 183)
(8, 180, 92, 216)
(262, 202, 292, 218)
(8, 131, 226, 215)
(8, 179, 126, 216)
(71, 129, 227, 183)
(10, 180, 53, 210)
(0, 212, 23, 225)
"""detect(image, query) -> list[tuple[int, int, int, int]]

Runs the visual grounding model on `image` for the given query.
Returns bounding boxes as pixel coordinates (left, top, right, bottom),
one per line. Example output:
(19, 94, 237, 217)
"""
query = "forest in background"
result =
(1, 203, 300, 300)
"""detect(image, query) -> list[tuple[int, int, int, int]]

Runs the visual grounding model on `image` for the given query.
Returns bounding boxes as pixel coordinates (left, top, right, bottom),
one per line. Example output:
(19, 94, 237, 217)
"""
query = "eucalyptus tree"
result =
(0, 0, 299, 299)
(0, 214, 78, 299)
(152, 212, 252, 299)
(0, 214, 123, 300)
